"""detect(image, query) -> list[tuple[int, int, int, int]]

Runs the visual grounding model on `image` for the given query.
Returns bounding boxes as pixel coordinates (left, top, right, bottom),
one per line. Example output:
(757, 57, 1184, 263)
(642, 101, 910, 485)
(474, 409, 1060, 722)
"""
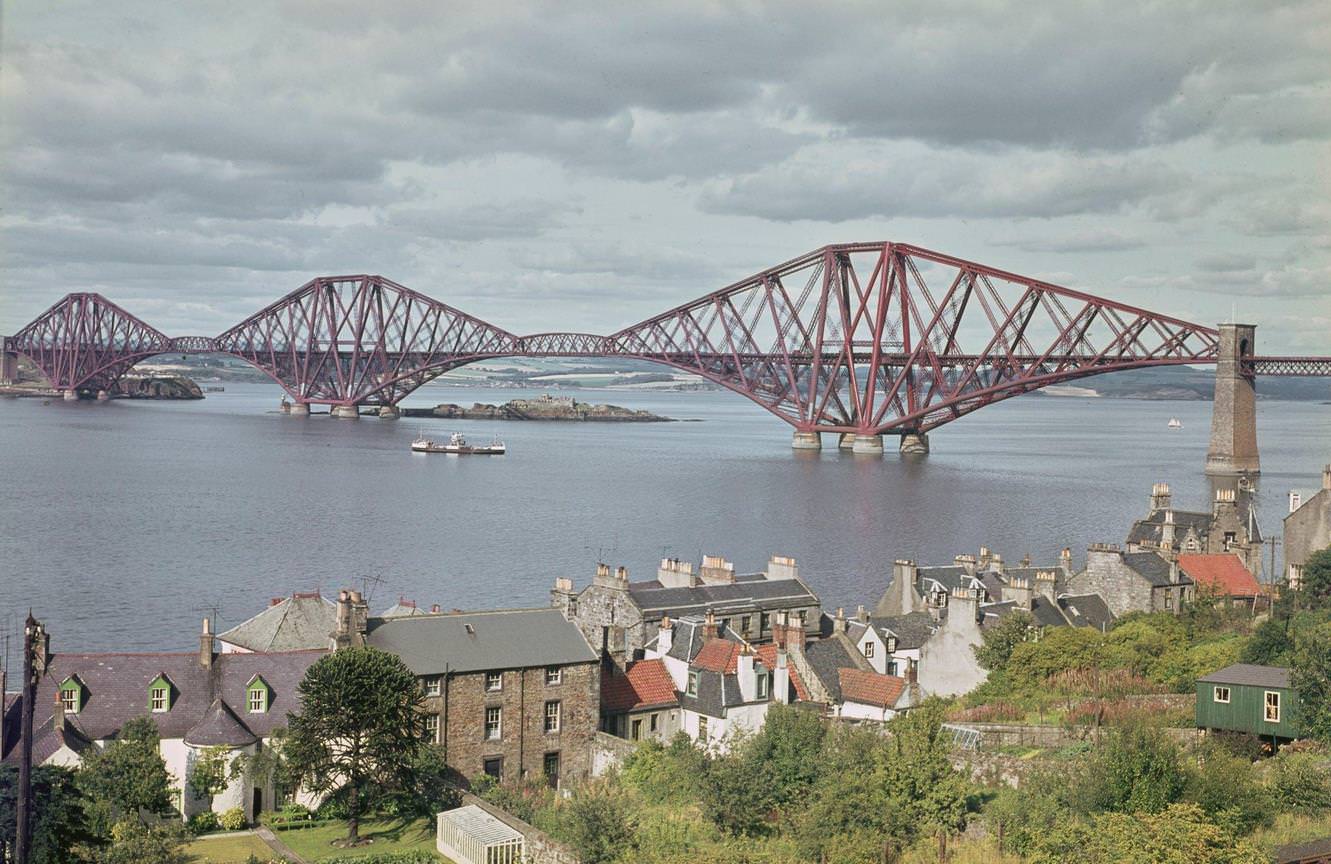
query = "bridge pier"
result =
(851, 434, 884, 455)
(0, 351, 16, 385)
(900, 432, 930, 455)
(288, 402, 310, 416)
(331, 405, 360, 419)
(95, 390, 110, 402)
(838, 433, 857, 450)
(791, 431, 822, 450)
(62, 389, 79, 401)
(378, 405, 400, 419)
(1205, 323, 1260, 476)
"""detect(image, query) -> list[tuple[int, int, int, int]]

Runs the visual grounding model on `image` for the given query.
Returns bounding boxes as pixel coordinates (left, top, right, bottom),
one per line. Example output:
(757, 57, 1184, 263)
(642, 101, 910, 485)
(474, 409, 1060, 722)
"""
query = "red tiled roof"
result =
(601, 659, 678, 713)
(1178, 553, 1262, 597)
(837, 668, 906, 708)
(693, 639, 742, 673)
(755, 643, 810, 701)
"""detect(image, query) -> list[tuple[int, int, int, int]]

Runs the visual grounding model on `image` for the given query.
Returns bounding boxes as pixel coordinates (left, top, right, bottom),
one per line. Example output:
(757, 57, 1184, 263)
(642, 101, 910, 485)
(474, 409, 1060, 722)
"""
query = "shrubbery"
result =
(219, 806, 247, 830)
(186, 810, 220, 835)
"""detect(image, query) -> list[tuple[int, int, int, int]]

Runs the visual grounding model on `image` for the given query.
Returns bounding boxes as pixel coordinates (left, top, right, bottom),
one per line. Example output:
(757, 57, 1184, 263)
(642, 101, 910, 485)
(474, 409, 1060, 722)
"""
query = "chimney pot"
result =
(430, 604, 441, 614)
(1322, 465, 1331, 491)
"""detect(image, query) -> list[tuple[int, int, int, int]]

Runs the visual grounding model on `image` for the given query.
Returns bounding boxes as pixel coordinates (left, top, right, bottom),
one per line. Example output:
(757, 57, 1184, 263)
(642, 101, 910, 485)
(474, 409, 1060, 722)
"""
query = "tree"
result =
(91, 821, 188, 864)
(187, 745, 241, 802)
(78, 717, 175, 832)
(1292, 620, 1331, 744)
(0, 764, 97, 864)
(974, 609, 1036, 672)
(1030, 803, 1265, 864)
(699, 746, 774, 836)
(743, 704, 825, 811)
(1241, 617, 1295, 666)
(1080, 723, 1187, 815)
(284, 646, 429, 844)
(1298, 547, 1331, 609)
(563, 779, 637, 864)
(876, 700, 968, 846)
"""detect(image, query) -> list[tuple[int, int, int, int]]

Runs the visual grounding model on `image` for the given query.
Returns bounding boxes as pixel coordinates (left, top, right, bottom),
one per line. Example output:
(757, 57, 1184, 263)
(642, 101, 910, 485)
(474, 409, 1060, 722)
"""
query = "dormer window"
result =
(247, 675, 272, 713)
(863, 641, 875, 659)
(756, 673, 770, 700)
(687, 670, 699, 696)
(59, 677, 83, 714)
(148, 673, 173, 713)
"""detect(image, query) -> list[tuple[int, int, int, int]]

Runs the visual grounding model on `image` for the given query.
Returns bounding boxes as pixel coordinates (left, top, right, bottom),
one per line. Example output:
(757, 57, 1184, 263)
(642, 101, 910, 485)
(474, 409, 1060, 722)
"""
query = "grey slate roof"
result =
(870, 612, 937, 650)
(916, 566, 974, 594)
(642, 616, 744, 664)
(1198, 663, 1291, 688)
(803, 637, 862, 704)
(1127, 509, 1214, 545)
(626, 575, 818, 618)
(1123, 551, 1189, 587)
(1029, 596, 1071, 628)
(1057, 594, 1115, 631)
(2, 648, 324, 760)
(185, 699, 259, 747)
(380, 601, 429, 618)
(218, 594, 336, 652)
(365, 608, 597, 675)
(677, 669, 730, 718)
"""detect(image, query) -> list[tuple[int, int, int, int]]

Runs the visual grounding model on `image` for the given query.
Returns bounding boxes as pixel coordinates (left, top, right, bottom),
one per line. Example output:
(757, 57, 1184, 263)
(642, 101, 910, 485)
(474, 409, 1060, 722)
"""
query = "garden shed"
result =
(1196, 663, 1301, 742)
(437, 804, 525, 864)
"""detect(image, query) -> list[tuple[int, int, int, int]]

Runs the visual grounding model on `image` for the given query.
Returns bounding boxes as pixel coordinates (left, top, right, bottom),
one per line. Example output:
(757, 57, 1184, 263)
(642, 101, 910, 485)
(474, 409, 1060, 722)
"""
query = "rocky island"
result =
(404, 394, 673, 422)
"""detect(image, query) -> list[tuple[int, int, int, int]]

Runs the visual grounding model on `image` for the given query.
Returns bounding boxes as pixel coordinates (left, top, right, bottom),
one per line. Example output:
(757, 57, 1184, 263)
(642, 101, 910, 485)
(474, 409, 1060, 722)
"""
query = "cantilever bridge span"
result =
(4, 242, 1328, 457)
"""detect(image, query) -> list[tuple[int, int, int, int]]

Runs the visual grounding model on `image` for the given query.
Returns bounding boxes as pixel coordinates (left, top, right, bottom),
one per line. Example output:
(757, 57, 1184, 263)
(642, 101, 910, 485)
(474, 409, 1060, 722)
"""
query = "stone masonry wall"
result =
(424, 660, 600, 787)
(564, 583, 645, 658)
(1286, 488, 1331, 581)
(1068, 549, 1154, 618)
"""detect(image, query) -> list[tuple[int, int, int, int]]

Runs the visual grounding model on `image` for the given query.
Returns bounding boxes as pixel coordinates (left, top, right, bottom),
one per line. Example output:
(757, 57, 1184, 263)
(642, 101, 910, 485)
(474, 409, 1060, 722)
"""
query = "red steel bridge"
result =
(4, 242, 1328, 450)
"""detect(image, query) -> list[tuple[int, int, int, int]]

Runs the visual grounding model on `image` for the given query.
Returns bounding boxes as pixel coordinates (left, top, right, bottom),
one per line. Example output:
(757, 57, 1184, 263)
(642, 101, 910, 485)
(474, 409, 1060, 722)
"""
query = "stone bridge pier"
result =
(1, 350, 17, 385)
(1205, 323, 1260, 476)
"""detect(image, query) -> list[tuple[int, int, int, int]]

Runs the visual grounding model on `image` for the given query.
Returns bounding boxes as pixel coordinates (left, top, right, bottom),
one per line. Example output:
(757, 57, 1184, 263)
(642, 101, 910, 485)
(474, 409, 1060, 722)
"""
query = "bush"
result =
(219, 806, 248, 830)
(186, 810, 221, 835)
(314, 795, 349, 820)
(320, 854, 436, 864)
(262, 802, 313, 827)
(1267, 750, 1331, 812)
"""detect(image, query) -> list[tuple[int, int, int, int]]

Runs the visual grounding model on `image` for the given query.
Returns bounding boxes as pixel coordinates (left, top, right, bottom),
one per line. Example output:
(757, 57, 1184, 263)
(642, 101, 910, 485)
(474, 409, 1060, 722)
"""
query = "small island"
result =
(403, 394, 673, 422)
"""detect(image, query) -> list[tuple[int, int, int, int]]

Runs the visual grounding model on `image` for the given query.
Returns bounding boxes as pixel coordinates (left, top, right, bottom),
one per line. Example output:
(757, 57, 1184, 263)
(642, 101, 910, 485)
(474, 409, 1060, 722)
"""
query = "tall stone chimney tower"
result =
(1205, 323, 1260, 476)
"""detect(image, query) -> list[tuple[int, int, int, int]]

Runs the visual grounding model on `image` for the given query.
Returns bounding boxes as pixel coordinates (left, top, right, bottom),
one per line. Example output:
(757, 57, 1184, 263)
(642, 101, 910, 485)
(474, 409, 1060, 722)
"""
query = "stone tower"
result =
(1205, 323, 1259, 476)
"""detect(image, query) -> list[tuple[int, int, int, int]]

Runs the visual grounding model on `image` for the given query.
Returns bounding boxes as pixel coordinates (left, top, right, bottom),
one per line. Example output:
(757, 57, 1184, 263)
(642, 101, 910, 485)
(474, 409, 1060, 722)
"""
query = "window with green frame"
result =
(59, 677, 83, 714)
(246, 675, 271, 713)
(147, 673, 173, 712)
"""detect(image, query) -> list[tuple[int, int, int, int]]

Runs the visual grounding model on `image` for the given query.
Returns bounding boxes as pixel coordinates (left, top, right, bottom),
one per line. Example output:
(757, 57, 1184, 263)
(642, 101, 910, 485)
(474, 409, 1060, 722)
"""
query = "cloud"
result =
(1122, 262, 1331, 298)
(995, 229, 1146, 254)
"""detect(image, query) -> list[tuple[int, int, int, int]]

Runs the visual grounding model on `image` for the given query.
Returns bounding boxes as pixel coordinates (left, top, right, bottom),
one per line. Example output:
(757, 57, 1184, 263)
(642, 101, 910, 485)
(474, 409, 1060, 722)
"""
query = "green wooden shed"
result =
(1196, 663, 1301, 741)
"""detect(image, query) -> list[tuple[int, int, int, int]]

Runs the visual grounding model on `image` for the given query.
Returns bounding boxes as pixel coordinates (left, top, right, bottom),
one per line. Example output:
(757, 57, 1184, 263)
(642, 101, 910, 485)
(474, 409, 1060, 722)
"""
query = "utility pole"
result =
(16, 614, 48, 864)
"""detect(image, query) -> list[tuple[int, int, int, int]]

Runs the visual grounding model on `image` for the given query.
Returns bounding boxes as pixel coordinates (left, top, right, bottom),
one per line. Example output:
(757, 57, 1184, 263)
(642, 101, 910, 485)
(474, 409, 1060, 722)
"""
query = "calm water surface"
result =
(1, 381, 1327, 654)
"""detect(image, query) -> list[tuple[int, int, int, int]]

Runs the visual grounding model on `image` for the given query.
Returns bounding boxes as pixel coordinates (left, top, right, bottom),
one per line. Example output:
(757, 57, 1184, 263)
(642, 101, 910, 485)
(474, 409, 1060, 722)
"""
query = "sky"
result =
(1, 1, 1328, 350)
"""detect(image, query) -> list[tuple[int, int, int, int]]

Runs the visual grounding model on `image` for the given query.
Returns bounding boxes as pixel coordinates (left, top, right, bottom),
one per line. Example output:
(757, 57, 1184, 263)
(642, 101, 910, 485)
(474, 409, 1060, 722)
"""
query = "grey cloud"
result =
(996, 230, 1146, 254)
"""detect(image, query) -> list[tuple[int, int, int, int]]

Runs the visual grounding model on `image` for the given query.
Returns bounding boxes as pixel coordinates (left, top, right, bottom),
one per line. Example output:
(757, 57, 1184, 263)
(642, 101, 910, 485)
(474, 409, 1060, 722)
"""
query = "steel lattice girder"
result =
(5, 243, 1326, 424)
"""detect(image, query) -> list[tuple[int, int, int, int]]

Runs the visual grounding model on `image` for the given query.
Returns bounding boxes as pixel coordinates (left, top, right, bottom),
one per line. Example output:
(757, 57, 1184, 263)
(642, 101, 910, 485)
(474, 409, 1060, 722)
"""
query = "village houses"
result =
(1285, 465, 1331, 589)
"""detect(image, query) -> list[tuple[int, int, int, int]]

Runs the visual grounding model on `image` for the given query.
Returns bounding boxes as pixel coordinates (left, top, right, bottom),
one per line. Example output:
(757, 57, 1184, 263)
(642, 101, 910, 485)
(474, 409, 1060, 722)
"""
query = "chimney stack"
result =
(772, 610, 806, 652)
(766, 555, 799, 582)
(656, 616, 674, 655)
(52, 691, 65, 733)
(199, 617, 214, 669)
(906, 659, 918, 685)
(657, 558, 697, 588)
(1150, 482, 1172, 513)
(855, 604, 868, 624)
(833, 607, 846, 634)
(702, 610, 718, 641)
(1059, 547, 1073, 573)
(430, 604, 441, 614)
(699, 555, 735, 585)
(1290, 491, 1303, 514)
(1323, 464, 1331, 491)
(332, 589, 369, 649)
(1161, 508, 1176, 547)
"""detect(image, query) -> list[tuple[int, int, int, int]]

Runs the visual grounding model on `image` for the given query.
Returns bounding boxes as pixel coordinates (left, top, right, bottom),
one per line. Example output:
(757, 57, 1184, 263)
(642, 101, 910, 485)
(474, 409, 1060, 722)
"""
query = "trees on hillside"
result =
(1298, 547, 1331, 608)
(284, 646, 428, 843)
(78, 716, 175, 832)
(974, 609, 1036, 672)
(0, 764, 95, 864)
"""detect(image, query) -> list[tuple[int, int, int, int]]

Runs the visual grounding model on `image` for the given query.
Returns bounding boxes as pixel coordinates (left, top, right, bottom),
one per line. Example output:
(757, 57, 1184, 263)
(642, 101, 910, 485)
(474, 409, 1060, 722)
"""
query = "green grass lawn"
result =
(278, 817, 443, 861)
(184, 832, 277, 864)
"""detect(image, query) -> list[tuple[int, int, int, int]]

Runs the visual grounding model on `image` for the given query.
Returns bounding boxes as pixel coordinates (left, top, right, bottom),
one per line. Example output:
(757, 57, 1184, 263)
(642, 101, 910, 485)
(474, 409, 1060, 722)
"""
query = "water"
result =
(1, 381, 1326, 654)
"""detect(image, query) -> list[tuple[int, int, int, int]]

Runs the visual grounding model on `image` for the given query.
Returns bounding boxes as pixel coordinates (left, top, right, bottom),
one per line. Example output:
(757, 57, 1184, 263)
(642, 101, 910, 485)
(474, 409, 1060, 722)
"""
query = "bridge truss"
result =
(4, 243, 1326, 436)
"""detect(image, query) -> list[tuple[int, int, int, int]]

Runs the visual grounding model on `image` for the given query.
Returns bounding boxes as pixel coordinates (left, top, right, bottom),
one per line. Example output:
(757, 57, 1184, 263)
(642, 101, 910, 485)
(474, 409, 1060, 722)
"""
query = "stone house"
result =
(358, 602, 600, 789)
(799, 613, 915, 721)
(0, 619, 324, 823)
(1066, 545, 1193, 617)
(599, 658, 681, 743)
(1284, 465, 1331, 589)
(1126, 482, 1263, 575)
(551, 555, 821, 661)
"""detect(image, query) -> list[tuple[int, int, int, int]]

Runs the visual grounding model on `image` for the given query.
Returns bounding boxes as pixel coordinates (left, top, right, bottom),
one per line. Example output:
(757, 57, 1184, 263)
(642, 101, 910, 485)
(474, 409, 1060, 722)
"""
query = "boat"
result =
(1167, 417, 1183, 429)
(411, 431, 506, 455)
(205, 385, 225, 392)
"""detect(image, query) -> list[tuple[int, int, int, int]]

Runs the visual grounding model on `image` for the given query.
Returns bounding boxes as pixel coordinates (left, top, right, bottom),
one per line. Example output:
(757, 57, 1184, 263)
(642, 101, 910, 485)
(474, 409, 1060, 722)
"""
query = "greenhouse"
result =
(437, 805, 525, 864)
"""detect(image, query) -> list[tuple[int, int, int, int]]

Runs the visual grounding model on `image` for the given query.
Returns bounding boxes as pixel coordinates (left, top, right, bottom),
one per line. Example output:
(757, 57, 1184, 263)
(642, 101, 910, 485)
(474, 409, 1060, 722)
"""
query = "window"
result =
(649, 713, 659, 732)
(1265, 691, 1281, 723)
(424, 713, 440, 742)
(1213, 686, 1230, 704)
(863, 641, 875, 659)
(424, 676, 442, 697)
(485, 706, 502, 740)
(741, 615, 752, 634)
(687, 671, 699, 696)
(1223, 531, 1236, 550)
(631, 719, 642, 740)
(483, 757, 503, 779)
(147, 674, 172, 713)
(249, 688, 266, 713)
(545, 666, 562, 686)
(543, 751, 560, 789)
(485, 671, 502, 692)
(150, 686, 168, 712)
(756, 673, 769, 700)
(697, 716, 708, 740)
(59, 679, 81, 714)
(886, 661, 898, 676)
(544, 700, 561, 734)
(760, 612, 770, 633)
(1164, 593, 1173, 610)
(568, 598, 578, 616)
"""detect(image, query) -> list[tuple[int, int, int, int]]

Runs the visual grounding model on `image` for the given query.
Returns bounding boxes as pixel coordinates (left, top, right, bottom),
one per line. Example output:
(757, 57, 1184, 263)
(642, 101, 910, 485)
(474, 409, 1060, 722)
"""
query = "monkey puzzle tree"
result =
(284, 647, 428, 844)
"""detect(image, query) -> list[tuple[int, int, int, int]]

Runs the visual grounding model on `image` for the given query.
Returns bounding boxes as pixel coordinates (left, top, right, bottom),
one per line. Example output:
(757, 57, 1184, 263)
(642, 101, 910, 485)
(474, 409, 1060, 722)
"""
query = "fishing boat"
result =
(411, 431, 506, 455)
(1167, 417, 1183, 429)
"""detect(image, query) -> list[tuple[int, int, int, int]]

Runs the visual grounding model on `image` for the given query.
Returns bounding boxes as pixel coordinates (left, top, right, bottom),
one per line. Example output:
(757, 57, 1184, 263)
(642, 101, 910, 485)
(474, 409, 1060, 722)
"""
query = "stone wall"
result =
(1068, 548, 1155, 617)
(456, 793, 581, 864)
(591, 730, 638, 776)
(963, 720, 1200, 750)
(1285, 480, 1331, 585)
(424, 660, 600, 787)
(557, 574, 646, 659)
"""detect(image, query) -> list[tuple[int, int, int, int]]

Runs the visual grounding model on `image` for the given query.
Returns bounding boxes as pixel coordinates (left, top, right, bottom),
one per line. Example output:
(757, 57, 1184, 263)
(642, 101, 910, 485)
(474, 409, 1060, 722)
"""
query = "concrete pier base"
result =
(851, 434, 884, 455)
(0, 351, 17, 386)
(95, 390, 110, 402)
(1205, 323, 1260, 476)
(899, 432, 930, 455)
(838, 433, 857, 450)
(791, 431, 822, 450)
(288, 402, 310, 416)
(378, 405, 400, 419)
(62, 389, 79, 401)
(331, 405, 360, 419)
